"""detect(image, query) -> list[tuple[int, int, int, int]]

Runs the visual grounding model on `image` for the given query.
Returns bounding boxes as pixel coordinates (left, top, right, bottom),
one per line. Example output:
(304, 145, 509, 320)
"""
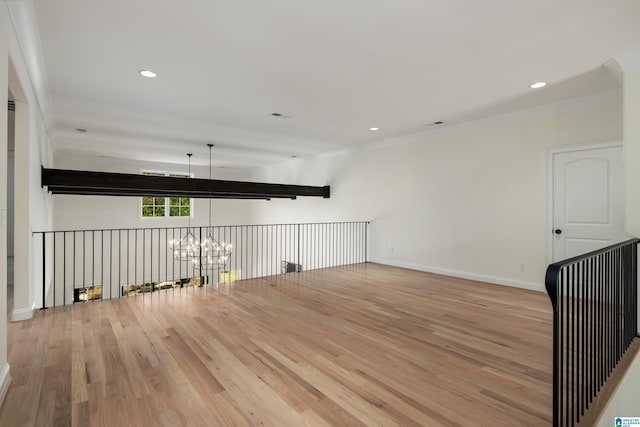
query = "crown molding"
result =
(274, 88, 622, 169)
(5, 0, 54, 125)
(354, 89, 622, 157)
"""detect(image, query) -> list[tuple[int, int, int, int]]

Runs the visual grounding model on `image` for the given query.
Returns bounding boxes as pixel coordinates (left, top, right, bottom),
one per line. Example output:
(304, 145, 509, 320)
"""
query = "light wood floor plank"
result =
(0, 263, 553, 426)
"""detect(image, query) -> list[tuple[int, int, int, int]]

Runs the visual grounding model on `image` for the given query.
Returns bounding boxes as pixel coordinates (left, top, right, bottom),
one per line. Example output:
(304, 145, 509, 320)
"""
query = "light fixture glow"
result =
(139, 70, 157, 78)
(370, 127, 379, 131)
(529, 81, 546, 89)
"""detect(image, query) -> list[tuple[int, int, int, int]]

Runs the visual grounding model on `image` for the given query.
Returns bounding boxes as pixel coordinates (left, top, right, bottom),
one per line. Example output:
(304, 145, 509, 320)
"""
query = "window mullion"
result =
(140, 171, 191, 218)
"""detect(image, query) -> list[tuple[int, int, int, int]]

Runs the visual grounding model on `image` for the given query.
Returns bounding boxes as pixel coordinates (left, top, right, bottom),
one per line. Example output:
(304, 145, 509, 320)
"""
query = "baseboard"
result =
(0, 363, 11, 409)
(369, 257, 545, 292)
(11, 304, 35, 321)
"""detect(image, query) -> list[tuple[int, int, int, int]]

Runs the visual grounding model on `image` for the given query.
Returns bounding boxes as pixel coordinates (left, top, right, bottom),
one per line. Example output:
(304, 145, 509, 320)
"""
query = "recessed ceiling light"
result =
(426, 121, 445, 127)
(139, 70, 157, 78)
(529, 81, 546, 89)
(370, 127, 379, 131)
(271, 112, 292, 119)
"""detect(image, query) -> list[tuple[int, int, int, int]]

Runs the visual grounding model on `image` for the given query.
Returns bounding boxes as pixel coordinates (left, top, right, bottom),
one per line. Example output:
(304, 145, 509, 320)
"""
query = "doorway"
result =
(549, 142, 626, 262)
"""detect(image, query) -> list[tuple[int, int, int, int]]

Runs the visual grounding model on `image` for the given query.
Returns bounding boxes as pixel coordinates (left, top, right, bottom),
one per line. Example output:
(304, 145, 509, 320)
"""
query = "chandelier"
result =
(168, 153, 200, 263)
(193, 144, 232, 270)
(193, 238, 232, 269)
(169, 229, 200, 262)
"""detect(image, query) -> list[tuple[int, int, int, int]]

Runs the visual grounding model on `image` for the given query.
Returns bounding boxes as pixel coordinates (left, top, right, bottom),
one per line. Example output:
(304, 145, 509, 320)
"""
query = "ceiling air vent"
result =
(8, 100, 15, 111)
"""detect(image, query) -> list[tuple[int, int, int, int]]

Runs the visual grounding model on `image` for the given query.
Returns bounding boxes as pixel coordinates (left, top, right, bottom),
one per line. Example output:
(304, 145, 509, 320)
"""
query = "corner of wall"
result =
(11, 303, 34, 321)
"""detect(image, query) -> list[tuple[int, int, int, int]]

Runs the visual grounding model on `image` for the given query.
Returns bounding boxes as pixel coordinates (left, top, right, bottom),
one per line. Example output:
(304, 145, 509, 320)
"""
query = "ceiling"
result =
(24, 0, 640, 167)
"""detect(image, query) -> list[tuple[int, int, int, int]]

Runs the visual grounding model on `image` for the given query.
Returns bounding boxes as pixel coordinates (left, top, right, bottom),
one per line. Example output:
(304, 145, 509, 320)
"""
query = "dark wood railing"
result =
(33, 222, 368, 308)
(545, 239, 639, 426)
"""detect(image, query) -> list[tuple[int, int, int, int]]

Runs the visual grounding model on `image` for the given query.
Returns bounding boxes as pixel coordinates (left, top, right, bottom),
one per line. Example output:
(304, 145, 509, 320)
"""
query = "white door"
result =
(552, 145, 626, 262)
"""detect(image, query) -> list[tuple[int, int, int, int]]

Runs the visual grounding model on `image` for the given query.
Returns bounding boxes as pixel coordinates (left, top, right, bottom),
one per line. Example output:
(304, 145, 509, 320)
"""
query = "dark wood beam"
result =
(41, 167, 329, 199)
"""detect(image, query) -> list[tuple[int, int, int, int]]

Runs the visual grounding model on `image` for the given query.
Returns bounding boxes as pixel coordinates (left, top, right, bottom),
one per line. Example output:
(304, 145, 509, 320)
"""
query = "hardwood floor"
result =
(0, 263, 553, 426)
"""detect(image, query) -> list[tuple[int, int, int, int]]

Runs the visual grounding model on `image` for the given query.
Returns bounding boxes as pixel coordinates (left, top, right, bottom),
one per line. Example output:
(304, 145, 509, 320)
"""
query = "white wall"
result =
(11, 91, 53, 318)
(52, 154, 255, 230)
(250, 99, 623, 291)
(2, 0, 55, 321)
(621, 57, 640, 237)
(603, 52, 640, 427)
(0, 1, 10, 402)
(596, 350, 640, 426)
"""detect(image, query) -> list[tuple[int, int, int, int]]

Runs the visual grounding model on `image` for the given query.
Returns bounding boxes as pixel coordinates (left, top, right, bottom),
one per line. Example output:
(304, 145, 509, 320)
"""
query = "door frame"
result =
(545, 140, 624, 265)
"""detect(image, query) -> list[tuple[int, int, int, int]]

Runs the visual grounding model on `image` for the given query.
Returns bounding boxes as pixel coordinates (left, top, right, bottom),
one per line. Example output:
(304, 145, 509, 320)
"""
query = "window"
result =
(141, 196, 166, 217)
(141, 171, 192, 218)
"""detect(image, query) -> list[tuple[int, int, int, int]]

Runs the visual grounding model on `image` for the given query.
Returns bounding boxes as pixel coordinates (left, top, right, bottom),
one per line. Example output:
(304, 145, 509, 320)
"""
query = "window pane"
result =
(141, 171, 191, 218)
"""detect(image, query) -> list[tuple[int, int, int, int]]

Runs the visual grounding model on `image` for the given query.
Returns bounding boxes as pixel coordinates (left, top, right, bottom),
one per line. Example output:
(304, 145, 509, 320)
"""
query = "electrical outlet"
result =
(519, 262, 526, 272)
